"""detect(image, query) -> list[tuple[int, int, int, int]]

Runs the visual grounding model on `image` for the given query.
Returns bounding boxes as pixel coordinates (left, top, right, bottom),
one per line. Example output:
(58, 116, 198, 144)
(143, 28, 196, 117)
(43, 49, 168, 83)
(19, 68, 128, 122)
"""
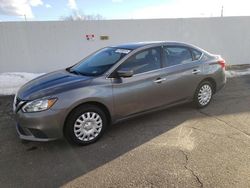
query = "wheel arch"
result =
(198, 77, 217, 94)
(63, 101, 112, 134)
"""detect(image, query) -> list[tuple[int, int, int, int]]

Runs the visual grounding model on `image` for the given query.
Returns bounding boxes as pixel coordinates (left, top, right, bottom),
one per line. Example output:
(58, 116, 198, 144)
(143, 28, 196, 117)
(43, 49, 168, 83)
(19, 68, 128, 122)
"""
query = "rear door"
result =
(155, 45, 204, 105)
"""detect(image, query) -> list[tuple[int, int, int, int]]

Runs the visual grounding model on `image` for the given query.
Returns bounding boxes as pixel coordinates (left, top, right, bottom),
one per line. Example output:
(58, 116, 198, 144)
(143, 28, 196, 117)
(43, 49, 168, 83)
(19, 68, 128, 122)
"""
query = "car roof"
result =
(111, 42, 162, 50)
(110, 41, 199, 50)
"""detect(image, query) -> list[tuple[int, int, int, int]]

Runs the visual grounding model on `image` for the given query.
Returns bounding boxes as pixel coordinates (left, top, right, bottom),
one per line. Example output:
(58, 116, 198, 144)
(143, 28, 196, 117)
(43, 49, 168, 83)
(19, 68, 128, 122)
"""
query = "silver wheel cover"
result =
(74, 112, 103, 141)
(198, 84, 212, 106)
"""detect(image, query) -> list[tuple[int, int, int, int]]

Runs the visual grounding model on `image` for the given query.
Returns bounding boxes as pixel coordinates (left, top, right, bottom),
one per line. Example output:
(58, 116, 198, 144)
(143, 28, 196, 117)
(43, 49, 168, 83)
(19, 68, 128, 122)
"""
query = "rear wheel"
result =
(64, 105, 107, 145)
(194, 81, 213, 108)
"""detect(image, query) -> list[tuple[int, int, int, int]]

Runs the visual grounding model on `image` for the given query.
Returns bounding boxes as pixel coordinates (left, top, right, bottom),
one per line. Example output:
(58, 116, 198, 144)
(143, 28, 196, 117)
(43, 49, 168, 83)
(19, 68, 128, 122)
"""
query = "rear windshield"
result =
(69, 47, 131, 76)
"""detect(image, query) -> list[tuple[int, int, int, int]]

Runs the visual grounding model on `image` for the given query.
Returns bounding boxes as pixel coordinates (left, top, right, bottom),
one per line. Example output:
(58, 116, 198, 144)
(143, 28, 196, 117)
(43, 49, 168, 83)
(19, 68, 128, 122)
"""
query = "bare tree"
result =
(61, 10, 105, 21)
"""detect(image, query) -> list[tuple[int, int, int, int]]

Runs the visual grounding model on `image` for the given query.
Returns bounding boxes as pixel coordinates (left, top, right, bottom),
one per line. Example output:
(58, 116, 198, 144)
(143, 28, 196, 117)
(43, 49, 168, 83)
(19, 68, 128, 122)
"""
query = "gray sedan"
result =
(13, 41, 226, 145)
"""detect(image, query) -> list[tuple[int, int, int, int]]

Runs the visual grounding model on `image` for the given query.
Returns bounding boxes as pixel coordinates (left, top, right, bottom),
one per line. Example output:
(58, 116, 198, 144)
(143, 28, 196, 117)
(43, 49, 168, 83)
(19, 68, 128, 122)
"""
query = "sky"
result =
(0, 0, 250, 21)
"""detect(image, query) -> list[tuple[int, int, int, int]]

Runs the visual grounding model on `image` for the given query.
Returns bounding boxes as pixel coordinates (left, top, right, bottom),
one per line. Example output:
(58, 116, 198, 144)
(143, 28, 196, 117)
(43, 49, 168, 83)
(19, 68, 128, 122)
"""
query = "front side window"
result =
(163, 46, 192, 67)
(69, 47, 130, 76)
(118, 47, 161, 75)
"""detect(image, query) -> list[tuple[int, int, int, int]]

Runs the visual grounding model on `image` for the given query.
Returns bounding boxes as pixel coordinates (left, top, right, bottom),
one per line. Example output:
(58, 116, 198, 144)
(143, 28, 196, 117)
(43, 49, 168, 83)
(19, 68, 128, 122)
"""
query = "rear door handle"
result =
(154, 78, 166, 83)
(192, 69, 201, 74)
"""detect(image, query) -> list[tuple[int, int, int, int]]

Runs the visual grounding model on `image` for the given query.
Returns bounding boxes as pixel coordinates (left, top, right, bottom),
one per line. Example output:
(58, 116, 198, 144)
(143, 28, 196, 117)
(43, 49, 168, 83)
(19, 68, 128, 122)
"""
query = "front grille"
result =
(14, 97, 26, 112)
(15, 97, 21, 107)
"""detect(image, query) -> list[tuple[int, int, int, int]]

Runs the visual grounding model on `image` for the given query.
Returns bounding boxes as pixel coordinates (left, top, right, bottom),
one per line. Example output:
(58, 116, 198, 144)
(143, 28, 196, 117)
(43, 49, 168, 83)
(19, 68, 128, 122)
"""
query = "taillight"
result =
(218, 59, 226, 69)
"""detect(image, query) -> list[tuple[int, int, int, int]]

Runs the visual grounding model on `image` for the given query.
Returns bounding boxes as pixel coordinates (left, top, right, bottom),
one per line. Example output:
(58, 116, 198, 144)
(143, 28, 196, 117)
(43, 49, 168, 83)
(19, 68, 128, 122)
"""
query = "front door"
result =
(112, 47, 164, 118)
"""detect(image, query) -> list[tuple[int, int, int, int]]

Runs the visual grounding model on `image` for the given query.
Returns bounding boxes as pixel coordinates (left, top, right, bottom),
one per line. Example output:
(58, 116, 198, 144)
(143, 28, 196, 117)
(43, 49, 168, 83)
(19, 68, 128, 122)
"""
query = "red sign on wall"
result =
(86, 34, 95, 41)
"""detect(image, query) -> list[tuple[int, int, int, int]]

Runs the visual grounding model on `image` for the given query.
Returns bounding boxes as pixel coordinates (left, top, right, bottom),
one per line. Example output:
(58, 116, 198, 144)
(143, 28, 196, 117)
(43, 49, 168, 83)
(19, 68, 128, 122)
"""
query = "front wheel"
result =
(194, 81, 213, 108)
(64, 105, 107, 145)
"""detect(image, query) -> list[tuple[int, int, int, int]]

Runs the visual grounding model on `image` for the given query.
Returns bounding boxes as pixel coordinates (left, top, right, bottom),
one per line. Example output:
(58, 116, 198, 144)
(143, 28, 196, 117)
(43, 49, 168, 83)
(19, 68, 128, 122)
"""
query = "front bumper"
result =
(14, 108, 65, 141)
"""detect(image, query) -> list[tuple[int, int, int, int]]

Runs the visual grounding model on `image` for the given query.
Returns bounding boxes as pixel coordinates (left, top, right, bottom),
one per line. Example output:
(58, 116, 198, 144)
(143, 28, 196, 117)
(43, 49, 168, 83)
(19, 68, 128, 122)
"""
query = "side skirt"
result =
(112, 98, 191, 125)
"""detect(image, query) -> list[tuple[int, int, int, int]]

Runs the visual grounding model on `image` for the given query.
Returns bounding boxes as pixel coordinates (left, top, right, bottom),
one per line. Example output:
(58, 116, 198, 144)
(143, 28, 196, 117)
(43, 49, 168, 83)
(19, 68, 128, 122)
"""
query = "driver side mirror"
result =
(117, 68, 134, 78)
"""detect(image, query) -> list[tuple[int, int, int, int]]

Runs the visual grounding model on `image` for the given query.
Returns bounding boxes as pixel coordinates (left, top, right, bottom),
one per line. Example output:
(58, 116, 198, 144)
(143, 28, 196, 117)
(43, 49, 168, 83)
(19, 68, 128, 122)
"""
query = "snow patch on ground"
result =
(226, 68, 250, 78)
(1, 69, 250, 95)
(0, 72, 44, 95)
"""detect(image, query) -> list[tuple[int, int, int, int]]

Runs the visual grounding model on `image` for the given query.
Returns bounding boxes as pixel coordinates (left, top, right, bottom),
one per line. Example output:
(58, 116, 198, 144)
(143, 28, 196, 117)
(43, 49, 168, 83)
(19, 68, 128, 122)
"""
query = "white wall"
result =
(0, 17, 250, 73)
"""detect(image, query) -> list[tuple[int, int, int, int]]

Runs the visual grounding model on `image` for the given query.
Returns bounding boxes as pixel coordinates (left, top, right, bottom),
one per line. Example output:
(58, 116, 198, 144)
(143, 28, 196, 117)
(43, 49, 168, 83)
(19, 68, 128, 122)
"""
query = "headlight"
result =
(22, 98, 57, 113)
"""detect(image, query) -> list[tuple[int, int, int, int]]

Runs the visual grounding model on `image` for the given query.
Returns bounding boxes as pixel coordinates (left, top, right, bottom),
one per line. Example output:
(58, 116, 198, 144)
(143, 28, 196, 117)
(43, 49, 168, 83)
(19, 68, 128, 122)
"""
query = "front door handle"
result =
(154, 78, 166, 83)
(192, 69, 201, 74)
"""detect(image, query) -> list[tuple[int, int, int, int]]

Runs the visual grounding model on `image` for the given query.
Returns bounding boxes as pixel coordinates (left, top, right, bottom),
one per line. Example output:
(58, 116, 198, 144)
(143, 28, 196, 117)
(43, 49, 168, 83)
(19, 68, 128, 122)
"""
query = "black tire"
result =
(194, 81, 213, 108)
(64, 104, 107, 146)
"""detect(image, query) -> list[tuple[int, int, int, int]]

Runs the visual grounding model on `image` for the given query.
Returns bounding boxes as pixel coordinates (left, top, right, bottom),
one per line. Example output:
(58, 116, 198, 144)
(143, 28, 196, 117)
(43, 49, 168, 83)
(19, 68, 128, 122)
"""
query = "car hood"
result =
(17, 70, 93, 101)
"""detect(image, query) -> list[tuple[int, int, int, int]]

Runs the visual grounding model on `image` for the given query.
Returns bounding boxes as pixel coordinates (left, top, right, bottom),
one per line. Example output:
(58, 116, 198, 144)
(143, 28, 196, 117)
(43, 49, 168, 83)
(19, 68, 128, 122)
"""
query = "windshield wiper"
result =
(66, 68, 96, 77)
(67, 68, 85, 76)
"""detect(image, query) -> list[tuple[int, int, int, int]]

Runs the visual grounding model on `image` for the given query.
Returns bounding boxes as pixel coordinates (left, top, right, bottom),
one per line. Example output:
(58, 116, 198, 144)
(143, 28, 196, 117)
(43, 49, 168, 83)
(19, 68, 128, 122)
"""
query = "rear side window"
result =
(118, 47, 161, 74)
(191, 49, 202, 60)
(163, 46, 192, 67)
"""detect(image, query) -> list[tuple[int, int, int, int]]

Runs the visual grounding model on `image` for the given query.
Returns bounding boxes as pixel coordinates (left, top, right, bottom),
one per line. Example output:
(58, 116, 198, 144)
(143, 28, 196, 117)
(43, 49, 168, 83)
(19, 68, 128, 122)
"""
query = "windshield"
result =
(69, 47, 131, 76)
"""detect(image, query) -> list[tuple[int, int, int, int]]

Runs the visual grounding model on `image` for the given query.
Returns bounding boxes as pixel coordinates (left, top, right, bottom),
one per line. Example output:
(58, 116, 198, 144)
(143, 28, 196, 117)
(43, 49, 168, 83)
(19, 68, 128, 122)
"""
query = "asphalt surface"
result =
(0, 75, 250, 188)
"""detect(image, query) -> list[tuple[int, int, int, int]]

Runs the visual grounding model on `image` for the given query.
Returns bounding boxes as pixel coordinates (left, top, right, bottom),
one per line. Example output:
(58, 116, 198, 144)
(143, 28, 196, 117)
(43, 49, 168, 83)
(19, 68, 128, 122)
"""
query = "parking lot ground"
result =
(0, 75, 250, 188)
